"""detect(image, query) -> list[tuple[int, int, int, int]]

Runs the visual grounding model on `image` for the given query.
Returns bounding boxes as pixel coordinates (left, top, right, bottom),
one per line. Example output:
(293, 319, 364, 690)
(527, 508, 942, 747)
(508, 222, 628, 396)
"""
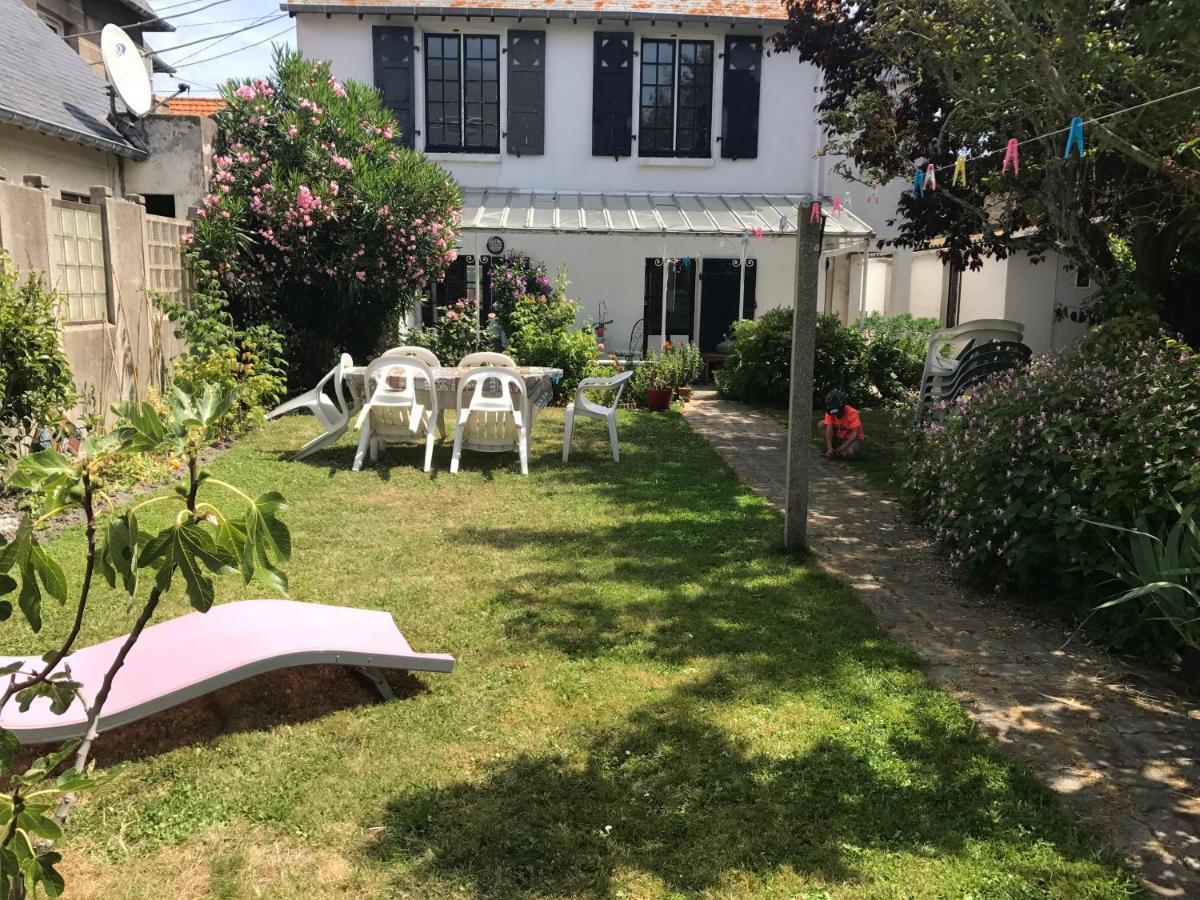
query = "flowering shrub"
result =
(488, 252, 553, 327)
(906, 317, 1200, 646)
(399, 296, 488, 364)
(188, 49, 461, 388)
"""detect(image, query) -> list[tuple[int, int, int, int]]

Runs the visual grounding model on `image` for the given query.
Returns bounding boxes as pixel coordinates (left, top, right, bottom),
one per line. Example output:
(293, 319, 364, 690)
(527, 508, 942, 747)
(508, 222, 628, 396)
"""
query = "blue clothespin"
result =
(779, 214, 789, 231)
(682, 256, 693, 265)
(740, 231, 750, 246)
(1063, 116, 1085, 159)
(913, 165, 926, 197)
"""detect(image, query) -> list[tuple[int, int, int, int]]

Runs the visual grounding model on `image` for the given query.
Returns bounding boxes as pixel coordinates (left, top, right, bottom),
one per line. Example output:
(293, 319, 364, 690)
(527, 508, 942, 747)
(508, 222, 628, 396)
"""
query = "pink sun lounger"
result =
(0, 600, 455, 745)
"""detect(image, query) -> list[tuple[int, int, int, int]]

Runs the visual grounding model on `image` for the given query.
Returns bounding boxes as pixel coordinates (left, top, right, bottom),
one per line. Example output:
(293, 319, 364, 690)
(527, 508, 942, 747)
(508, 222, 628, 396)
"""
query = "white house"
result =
(822, 157, 1097, 353)
(286, 0, 875, 356)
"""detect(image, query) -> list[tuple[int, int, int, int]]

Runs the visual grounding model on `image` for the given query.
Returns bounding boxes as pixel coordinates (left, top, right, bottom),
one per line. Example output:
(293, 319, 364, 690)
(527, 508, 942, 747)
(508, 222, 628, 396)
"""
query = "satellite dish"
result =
(101, 24, 152, 118)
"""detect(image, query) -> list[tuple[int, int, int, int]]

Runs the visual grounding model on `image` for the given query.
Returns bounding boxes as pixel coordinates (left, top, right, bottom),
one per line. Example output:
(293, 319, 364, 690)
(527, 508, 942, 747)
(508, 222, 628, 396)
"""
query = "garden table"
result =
(347, 364, 562, 455)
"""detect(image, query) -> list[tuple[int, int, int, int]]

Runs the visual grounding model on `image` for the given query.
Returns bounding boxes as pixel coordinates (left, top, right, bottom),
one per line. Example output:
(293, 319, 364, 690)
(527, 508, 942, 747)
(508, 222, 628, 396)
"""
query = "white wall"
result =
(296, 14, 820, 195)
(0, 124, 120, 199)
(456, 228, 798, 354)
(958, 257, 1009, 321)
(125, 114, 217, 215)
(908, 251, 947, 320)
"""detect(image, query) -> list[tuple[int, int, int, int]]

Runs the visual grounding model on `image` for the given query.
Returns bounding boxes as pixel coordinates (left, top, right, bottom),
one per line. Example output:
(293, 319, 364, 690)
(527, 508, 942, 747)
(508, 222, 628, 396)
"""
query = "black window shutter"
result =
(592, 32, 633, 157)
(507, 30, 545, 155)
(721, 35, 761, 159)
(373, 26, 416, 149)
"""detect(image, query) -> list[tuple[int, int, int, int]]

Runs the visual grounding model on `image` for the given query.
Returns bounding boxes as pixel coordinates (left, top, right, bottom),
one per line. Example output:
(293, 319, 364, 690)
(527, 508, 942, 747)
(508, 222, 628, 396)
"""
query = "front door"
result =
(698, 258, 756, 351)
(643, 257, 696, 352)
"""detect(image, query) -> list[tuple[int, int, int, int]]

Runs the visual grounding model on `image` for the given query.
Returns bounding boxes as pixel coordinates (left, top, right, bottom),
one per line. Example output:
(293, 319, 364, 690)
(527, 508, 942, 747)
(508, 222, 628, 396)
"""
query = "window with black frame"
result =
(425, 34, 500, 152)
(638, 38, 712, 158)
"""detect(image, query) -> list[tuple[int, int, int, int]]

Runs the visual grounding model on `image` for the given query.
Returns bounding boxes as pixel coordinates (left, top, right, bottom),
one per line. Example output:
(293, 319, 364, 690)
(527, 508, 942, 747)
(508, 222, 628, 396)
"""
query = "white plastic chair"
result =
(451, 368, 528, 475)
(353, 357, 439, 472)
(562, 370, 633, 463)
(383, 346, 441, 369)
(459, 351, 518, 370)
(266, 353, 357, 460)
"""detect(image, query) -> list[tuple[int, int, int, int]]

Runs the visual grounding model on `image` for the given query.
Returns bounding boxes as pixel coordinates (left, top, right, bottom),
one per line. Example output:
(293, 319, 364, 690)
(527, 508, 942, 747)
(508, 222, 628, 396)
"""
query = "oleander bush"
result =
(906, 316, 1200, 651)
(188, 49, 461, 389)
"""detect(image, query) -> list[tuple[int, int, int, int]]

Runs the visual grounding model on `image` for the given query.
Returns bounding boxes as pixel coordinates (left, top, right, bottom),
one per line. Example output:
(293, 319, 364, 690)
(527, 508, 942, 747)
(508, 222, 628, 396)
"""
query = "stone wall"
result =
(0, 170, 188, 423)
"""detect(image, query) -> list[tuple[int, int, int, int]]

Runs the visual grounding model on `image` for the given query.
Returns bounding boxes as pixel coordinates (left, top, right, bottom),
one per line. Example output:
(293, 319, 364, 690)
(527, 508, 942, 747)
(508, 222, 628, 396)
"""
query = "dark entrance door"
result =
(698, 258, 756, 351)
(643, 257, 696, 353)
(427, 255, 494, 325)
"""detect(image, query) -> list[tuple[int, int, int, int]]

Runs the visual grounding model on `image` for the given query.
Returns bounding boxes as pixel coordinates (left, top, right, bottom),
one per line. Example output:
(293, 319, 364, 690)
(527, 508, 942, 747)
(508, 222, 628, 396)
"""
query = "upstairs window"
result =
(424, 34, 500, 153)
(639, 38, 713, 158)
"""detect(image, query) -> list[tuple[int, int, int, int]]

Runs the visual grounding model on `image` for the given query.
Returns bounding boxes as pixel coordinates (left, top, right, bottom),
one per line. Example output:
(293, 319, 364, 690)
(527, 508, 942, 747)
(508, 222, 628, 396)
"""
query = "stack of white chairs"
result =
(265, 353, 357, 460)
(353, 354, 440, 472)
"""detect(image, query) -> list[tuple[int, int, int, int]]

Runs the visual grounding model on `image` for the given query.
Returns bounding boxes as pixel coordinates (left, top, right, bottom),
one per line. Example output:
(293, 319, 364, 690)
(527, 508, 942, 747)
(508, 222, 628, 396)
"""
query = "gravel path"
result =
(682, 389, 1200, 896)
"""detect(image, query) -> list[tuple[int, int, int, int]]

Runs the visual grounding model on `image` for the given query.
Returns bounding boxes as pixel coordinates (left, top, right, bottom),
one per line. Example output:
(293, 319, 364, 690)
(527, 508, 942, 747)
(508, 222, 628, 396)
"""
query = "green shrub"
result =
(0, 257, 75, 470)
(505, 286, 597, 400)
(857, 313, 938, 402)
(716, 310, 934, 408)
(813, 314, 871, 406)
(906, 316, 1200, 651)
(714, 308, 795, 405)
(155, 273, 286, 438)
(399, 296, 489, 364)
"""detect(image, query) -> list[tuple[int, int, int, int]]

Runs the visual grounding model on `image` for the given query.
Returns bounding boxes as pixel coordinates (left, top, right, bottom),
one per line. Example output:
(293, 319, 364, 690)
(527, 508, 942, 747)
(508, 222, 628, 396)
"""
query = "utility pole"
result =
(784, 201, 822, 551)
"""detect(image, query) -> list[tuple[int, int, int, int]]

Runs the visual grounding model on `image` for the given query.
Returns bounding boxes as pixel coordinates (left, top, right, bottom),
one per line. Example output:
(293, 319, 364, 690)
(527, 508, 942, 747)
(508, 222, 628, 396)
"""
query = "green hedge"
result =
(716, 310, 936, 408)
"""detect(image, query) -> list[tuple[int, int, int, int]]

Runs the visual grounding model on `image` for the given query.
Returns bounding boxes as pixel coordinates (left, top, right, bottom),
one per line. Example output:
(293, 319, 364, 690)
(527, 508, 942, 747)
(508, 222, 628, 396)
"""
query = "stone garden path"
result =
(682, 389, 1200, 897)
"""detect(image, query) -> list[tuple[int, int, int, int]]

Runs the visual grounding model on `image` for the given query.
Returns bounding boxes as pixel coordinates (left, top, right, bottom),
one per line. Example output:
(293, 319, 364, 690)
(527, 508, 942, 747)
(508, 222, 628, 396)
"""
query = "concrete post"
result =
(784, 202, 822, 552)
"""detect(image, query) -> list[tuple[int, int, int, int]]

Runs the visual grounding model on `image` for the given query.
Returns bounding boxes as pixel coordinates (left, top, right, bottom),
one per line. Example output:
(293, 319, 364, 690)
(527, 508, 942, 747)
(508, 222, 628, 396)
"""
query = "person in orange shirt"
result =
(821, 390, 865, 458)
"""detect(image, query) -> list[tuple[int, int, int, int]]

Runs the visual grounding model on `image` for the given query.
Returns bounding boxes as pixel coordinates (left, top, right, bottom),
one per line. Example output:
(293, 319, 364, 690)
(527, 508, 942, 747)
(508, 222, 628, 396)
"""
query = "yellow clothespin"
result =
(952, 151, 968, 187)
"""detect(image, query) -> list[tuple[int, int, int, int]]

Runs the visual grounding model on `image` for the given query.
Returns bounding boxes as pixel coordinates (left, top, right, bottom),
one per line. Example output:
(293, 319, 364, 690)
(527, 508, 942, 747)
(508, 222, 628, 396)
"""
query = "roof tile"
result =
(283, 0, 788, 22)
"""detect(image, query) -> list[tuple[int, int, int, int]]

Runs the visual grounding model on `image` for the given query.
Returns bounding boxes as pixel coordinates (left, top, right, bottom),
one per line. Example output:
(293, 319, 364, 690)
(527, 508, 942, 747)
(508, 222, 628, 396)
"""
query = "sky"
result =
(145, 0, 297, 96)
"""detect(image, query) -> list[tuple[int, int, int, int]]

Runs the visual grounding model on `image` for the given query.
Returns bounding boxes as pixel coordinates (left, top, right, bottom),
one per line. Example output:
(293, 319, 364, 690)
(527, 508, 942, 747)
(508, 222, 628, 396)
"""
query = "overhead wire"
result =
(71, 0, 241, 38)
(149, 14, 287, 56)
(166, 22, 295, 69)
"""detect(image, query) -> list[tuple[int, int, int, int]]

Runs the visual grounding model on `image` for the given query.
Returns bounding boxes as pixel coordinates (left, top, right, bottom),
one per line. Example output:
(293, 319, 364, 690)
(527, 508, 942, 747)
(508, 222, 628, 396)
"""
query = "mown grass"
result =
(13, 410, 1138, 898)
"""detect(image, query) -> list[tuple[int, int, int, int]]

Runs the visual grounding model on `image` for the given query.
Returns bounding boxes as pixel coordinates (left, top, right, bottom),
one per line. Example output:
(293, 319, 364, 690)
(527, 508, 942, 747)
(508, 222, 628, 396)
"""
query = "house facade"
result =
(287, 0, 874, 355)
(823, 158, 1098, 354)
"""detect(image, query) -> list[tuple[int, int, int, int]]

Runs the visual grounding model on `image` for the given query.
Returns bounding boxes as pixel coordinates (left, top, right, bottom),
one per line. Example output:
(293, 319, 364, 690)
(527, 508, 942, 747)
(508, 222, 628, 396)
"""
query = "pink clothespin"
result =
(868, 182, 880, 204)
(753, 226, 763, 239)
(831, 195, 843, 216)
(1002, 138, 1020, 175)
(924, 163, 938, 191)
(809, 201, 821, 223)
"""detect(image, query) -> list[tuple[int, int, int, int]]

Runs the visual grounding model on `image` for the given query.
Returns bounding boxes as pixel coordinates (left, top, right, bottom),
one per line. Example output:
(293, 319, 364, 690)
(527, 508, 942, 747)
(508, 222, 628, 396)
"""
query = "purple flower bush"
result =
(487, 252, 554, 325)
(188, 50, 461, 387)
(907, 316, 1200, 645)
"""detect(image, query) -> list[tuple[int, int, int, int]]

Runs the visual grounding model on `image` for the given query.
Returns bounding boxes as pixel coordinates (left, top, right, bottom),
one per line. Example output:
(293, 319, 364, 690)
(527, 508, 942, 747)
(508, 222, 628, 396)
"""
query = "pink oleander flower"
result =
(331, 155, 353, 171)
(235, 85, 256, 101)
(355, 270, 366, 281)
(329, 78, 347, 98)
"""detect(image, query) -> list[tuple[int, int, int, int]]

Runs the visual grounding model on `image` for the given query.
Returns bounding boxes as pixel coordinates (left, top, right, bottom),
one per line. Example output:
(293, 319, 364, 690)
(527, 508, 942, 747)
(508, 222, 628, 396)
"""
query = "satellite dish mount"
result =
(101, 23, 153, 150)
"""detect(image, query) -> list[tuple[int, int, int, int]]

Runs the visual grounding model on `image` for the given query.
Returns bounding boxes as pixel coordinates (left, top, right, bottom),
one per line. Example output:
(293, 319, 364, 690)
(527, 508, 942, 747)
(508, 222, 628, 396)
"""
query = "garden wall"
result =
(0, 171, 188, 423)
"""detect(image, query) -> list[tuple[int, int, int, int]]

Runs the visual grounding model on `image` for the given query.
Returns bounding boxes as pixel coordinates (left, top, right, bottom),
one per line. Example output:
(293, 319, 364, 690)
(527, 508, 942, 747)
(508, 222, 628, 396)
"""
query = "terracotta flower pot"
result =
(645, 386, 672, 411)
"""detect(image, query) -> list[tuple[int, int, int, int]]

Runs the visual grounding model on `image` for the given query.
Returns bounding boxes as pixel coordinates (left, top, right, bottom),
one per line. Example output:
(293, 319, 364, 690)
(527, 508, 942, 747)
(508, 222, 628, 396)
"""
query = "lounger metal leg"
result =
(356, 666, 395, 700)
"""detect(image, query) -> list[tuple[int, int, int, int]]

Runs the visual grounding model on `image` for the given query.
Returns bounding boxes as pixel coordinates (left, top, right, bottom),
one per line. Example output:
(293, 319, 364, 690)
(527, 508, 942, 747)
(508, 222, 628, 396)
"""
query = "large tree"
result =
(775, 0, 1200, 340)
(189, 50, 462, 386)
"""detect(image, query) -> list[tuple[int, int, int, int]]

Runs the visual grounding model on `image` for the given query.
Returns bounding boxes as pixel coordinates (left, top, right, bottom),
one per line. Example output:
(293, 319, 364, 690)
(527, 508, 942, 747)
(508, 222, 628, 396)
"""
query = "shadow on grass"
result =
(21, 667, 428, 768)
(354, 412, 1124, 895)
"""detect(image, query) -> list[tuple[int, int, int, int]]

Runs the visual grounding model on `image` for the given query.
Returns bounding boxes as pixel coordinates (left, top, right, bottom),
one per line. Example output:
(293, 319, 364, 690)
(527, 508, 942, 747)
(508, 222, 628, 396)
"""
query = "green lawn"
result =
(18, 411, 1136, 898)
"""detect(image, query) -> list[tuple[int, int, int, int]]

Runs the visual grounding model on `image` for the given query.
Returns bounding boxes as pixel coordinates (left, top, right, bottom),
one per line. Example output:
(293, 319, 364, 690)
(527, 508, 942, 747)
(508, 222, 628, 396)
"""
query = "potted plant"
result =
(642, 355, 673, 411)
(675, 343, 701, 401)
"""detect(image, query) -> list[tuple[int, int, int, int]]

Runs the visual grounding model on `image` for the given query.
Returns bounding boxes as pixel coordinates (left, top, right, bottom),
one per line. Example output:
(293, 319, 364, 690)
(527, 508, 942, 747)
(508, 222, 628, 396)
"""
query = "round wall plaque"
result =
(486, 235, 505, 255)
